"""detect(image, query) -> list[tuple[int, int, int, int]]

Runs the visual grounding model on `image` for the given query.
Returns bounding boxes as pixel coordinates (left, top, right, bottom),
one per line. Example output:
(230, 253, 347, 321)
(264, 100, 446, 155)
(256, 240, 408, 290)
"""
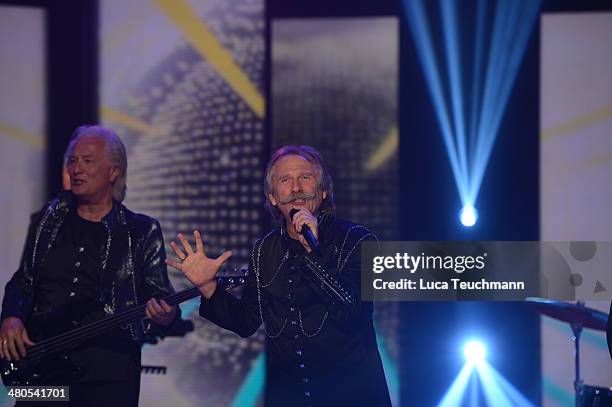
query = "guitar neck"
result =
(25, 276, 245, 361)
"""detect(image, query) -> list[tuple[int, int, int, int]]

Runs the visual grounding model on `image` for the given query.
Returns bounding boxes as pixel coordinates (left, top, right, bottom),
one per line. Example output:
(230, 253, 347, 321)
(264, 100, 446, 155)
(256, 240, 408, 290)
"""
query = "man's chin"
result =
(72, 190, 94, 203)
(71, 189, 85, 198)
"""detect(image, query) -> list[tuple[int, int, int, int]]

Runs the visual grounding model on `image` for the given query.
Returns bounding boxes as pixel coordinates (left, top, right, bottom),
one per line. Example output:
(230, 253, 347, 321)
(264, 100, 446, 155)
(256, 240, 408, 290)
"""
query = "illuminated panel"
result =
(0, 5, 46, 405)
(540, 11, 612, 406)
(0, 5, 46, 322)
(100, 1, 265, 406)
(272, 17, 399, 241)
(272, 17, 400, 406)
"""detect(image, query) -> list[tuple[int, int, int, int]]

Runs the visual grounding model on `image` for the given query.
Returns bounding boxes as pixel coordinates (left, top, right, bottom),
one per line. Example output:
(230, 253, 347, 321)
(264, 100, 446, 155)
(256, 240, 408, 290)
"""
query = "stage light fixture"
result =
(463, 340, 486, 364)
(460, 205, 477, 227)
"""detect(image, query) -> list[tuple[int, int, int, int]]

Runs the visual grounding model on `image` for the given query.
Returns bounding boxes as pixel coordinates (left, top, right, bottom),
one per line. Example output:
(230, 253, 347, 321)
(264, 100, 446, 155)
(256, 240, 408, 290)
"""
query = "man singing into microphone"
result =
(167, 146, 390, 406)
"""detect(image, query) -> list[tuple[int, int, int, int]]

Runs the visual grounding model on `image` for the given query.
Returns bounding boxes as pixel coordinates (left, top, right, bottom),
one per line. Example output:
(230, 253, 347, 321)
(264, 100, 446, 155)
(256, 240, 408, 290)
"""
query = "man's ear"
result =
(268, 193, 277, 207)
(109, 167, 120, 183)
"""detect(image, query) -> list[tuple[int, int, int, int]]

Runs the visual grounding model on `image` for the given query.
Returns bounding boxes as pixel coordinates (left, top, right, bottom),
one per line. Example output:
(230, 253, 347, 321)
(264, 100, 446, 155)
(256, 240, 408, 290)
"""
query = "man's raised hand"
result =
(165, 231, 232, 298)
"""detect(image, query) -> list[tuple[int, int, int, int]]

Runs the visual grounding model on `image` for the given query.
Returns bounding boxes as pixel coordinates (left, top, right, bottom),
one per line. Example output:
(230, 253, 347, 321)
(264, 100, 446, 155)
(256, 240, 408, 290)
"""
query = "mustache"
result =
(278, 192, 317, 204)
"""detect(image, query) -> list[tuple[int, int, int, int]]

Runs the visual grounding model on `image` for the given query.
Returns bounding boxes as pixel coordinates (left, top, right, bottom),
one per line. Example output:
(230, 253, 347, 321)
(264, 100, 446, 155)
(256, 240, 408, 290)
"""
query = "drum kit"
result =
(526, 298, 611, 407)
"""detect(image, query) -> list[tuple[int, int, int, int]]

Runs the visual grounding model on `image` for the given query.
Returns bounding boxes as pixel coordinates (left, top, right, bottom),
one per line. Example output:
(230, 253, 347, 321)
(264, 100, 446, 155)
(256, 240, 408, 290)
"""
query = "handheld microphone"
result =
(289, 208, 320, 255)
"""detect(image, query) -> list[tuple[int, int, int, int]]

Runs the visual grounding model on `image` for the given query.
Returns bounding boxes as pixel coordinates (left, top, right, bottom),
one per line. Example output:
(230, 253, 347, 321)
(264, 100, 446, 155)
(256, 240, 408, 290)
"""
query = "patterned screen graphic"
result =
(100, 0, 265, 405)
(272, 18, 400, 242)
(101, 2, 400, 405)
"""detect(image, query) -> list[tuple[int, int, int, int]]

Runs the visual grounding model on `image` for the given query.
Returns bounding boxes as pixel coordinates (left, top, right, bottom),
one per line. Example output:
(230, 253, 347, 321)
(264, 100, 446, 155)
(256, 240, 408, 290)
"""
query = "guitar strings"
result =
(23, 287, 201, 361)
(26, 275, 245, 354)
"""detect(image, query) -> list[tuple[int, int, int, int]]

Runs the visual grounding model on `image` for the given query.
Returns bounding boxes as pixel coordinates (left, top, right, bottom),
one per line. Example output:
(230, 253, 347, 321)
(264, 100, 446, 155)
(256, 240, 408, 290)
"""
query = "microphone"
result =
(289, 208, 320, 255)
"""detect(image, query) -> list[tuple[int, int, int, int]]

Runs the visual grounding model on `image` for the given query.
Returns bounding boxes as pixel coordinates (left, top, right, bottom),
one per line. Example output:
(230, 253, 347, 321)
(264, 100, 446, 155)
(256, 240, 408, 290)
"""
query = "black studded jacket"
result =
(200, 213, 391, 406)
(1, 191, 177, 343)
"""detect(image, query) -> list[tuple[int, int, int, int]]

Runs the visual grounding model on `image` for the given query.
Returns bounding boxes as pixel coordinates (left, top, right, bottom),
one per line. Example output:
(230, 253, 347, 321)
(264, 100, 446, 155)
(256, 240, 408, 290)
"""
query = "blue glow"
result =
(469, 372, 479, 407)
(542, 376, 574, 407)
(470, 0, 541, 203)
(476, 362, 516, 407)
(436, 339, 535, 406)
(437, 362, 475, 407)
(376, 326, 401, 406)
(463, 340, 486, 364)
(477, 361, 535, 407)
(402, 0, 541, 225)
(178, 296, 201, 317)
(440, 0, 469, 186)
(403, 0, 468, 203)
(231, 352, 265, 407)
(468, 0, 487, 164)
(484, 362, 537, 407)
(460, 205, 478, 227)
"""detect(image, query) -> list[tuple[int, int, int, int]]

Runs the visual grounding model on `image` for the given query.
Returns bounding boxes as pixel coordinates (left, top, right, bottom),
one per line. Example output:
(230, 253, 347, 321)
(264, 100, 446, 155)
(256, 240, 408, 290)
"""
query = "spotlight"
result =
(463, 340, 486, 364)
(403, 0, 541, 227)
(459, 205, 477, 227)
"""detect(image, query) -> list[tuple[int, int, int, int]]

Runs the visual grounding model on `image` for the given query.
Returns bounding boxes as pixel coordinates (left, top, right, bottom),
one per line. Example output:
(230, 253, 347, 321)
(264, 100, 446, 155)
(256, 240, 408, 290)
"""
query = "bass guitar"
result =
(0, 275, 245, 386)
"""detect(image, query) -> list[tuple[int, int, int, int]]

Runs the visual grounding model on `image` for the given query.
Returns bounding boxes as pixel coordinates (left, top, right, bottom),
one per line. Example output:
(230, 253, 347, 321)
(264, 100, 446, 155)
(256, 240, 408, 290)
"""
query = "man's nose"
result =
(72, 160, 84, 174)
(291, 180, 303, 192)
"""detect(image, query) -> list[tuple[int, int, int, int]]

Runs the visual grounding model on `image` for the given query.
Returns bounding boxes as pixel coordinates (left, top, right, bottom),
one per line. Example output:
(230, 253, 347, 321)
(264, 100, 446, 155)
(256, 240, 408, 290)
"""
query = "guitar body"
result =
(1, 306, 93, 386)
(1, 349, 81, 386)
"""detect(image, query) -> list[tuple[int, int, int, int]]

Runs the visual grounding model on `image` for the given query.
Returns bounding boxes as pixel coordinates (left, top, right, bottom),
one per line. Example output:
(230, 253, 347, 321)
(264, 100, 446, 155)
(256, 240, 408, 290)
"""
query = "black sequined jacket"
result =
(1, 191, 177, 342)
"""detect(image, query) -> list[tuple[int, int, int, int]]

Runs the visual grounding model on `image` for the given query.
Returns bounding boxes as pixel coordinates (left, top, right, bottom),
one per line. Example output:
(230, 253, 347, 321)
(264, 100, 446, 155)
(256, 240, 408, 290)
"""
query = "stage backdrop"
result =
(101, 1, 399, 406)
(101, 0, 266, 405)
(540, 11, 612, 407)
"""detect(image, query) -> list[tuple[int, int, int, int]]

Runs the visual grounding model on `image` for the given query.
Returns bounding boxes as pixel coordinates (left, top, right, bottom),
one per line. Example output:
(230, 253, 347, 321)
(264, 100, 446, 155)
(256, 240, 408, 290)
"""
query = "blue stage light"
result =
(402, 0, 541, 228)
(436, 338, 535, 406)
(460, 205, 477, 227)
(463, 340, 486, 364)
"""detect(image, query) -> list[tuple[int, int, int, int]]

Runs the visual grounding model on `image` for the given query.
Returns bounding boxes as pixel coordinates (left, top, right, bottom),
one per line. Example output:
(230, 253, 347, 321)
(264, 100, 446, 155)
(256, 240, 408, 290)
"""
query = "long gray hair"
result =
(264, 145, 335, 221)
(64, 125, 128, 202)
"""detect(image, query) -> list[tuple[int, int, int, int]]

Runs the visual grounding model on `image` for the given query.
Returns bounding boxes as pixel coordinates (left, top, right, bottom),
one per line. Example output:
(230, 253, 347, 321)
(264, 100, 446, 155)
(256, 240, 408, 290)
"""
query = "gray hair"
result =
(64, 125, 128, 202)
(264, 145, 335, 221)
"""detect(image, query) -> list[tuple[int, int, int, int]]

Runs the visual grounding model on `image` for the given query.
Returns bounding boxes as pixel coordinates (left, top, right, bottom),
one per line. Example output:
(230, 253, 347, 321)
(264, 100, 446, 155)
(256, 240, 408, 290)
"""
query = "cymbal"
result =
(525, 298, 609, 331)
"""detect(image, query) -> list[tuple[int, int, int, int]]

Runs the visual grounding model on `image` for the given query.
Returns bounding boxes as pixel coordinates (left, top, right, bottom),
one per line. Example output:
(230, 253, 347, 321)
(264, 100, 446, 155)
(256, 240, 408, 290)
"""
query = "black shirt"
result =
(37, 210, 106, 317)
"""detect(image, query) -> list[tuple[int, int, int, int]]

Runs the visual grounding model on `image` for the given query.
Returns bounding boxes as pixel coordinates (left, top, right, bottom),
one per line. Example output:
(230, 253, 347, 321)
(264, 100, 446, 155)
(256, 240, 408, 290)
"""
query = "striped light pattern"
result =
(402, 0, 541, 225)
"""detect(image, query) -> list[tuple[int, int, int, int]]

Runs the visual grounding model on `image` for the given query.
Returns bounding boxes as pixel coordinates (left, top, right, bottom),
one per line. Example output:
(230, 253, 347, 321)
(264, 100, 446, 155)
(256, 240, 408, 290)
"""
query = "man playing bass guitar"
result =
(0, 125, 178, 406)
